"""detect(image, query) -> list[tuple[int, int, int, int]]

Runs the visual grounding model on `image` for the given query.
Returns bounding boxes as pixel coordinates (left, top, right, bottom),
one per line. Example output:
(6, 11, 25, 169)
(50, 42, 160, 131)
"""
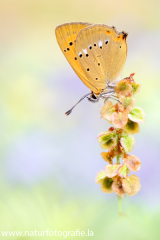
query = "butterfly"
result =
(55, 22, 128, 115)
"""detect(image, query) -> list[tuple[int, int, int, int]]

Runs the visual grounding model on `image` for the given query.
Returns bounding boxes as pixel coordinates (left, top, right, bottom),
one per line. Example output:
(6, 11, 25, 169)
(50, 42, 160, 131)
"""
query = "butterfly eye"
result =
(120, 46, 121, 48)
(86, 54, 89, 57)
(94, 43, 96, 47)
(87, 68, 89, 71)
(95, 78, 98, 80)
(89, 45, 92, 49)
(69, 42, 73, 46)
(98, 63, 100, 66)
(67, 48, 70, 51)
(75, 57, 77, 60)
(105, 40, 109, 44)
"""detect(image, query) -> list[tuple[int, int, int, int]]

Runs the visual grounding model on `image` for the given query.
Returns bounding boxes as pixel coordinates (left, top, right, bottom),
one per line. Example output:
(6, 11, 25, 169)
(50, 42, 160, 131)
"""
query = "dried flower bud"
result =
(130, 73, 135, 79)
(120, 134, 135, 153)
(128, 107, 145, 124)
(97, 131, 117, 150)
(111, 110, 128, 128)
(95, 170, 106, 184)
(122, 174, 141, 196)
(117, 163, 129, 178)
(101, 176, 113, 194)
(105, 164, 122, 178)
(112, 175, 121, 182)
(109, 127, 115, 131)
(115, 145, 124, 157)
(131, 82, 141, 95)
(112, 181, 126, 197)
(100, 137, 117, 150)
(97, 131, 113, 144)
(114, 79, 132, 97)
(123, 155, 141, 172)
(100, 152, 113, 164)
(117, 102, 124, 112)
(119, 96, 135, 113)
(101, 101, 115, 121)
(124, 119, 140, 135)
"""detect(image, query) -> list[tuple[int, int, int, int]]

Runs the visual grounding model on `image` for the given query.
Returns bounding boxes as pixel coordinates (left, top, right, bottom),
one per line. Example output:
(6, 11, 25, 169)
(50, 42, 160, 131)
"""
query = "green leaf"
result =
(100, 138, 117, 150)
(120, 135, 135, 153)
(95, 170, 106, 184)
(124, 119, 140, 135)
(131, 82, 141, 95)
(105, 164, 122, 178)
(128, 107, 145, 124)
(97, 131, 113, 144)
(118, 163, 128, 178)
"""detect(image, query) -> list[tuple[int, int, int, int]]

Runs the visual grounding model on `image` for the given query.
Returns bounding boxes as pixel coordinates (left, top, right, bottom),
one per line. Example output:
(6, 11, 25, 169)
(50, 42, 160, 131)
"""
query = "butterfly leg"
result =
(107, 81, 119, 88)
(98, 97, 103, 111)
(108, 96, 121, 103)
(101, 90, 115, 98)
(102, 95, 121, 104)
(101, 91, 122, 104)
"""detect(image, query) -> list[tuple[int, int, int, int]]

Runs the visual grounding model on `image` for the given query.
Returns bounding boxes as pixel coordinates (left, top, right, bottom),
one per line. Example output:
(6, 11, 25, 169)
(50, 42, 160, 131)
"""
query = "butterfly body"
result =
(55, 22, 128, 114)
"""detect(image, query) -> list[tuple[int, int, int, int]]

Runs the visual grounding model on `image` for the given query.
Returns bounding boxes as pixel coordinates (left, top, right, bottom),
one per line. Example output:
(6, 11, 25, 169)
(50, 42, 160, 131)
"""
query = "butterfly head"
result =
(122, 31, 128, 39)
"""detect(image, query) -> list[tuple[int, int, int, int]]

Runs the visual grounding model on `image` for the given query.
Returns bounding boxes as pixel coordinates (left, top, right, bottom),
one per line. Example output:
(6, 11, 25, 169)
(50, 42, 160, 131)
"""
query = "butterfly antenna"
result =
(65, 93, 91, 116)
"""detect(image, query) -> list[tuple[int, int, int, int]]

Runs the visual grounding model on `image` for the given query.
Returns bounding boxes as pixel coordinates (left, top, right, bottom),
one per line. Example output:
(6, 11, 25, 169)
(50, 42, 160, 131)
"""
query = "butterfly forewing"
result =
(55, 22, 102, 93)
(75, 24, 128, 93)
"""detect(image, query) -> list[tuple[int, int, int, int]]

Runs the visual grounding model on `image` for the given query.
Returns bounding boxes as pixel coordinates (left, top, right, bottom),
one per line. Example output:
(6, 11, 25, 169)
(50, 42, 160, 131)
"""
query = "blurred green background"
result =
(0, 0, 160, 239)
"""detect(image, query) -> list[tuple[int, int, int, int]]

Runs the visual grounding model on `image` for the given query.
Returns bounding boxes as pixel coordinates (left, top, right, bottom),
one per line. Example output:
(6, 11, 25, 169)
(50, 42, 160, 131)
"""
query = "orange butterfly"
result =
(55, 22, 128, 115)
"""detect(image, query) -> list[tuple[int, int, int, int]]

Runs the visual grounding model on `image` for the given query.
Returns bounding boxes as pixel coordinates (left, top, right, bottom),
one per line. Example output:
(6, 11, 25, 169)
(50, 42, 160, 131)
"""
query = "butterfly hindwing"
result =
(75, 24, 128, 93)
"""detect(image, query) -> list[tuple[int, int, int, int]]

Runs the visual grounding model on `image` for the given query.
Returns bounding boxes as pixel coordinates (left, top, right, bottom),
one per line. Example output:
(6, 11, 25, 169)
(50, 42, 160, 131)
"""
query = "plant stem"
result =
(117, 155, 120, 164)
(116, 155, 122, 214)
(118, 196, 122, 213)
